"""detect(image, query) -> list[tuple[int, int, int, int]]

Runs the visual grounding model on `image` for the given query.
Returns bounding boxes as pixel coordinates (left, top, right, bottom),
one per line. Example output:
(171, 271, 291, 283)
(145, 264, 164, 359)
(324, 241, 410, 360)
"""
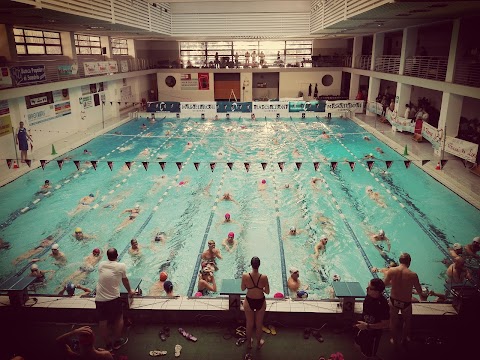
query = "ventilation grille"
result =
(36, 0, 112, 22)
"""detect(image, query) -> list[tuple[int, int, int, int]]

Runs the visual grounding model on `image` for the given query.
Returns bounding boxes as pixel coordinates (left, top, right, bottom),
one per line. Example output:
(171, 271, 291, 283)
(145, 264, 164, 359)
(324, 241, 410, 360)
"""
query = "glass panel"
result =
(14, 36, 25, 43)
(180, 42, 206, 50)
(46, 46, 62, 54)
(79, 40, 90, 46)
(286, 49, 311, 55)
(27, 45, 45, 54)
(16, 44, 26, 54)
(92, 48, 102, 54)
(13, 28, 24, 35)
(121, 49, 128, 55)
(24, 29, 43, 37)
(43, 31, 60, 38)
(79, 47, 91, 54)
(45, 38, 61, 45)
(112, 48, 121, 55)
(89, 36, 100, 42)
(78, 34, 90, 41)
(90, 41, 101, 47)
(26, 37, 44, 44)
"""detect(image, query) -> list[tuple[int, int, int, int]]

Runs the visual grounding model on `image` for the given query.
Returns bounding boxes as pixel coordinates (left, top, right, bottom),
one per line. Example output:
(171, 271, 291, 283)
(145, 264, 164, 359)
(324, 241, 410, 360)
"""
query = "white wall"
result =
(279, 70, 342, 99)
(157, 72, 215, 101)
(313, 39, 349, 56)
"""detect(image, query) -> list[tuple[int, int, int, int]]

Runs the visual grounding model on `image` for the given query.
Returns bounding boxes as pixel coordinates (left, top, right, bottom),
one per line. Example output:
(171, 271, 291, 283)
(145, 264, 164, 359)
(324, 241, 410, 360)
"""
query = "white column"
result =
(439, 92, 463, 137)
(399, 27, 418, 75)
(349, 74, 360, 100)
(446, 19, 461, 83)
(367, 77, 380, 115)
(352, 36, 363, 68)
(395, 83, 412, 114)
(371, 33, 384, 71)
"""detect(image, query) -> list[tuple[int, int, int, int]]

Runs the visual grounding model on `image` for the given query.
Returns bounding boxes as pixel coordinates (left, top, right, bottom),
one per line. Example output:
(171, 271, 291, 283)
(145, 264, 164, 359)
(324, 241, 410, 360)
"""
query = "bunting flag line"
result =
(210, 162, 216, 172)
(194, 162, 200, 171)
(331, 161, 338, 171)
(6, 159, 12, 169)
(125, 161, 132, 170)
(107, 161, 113, 171)
(349, 161, 355, 171)
(91, 160, 97, 170)
(404, 160, 411, 169)
(440, 160, 448, 168)
(57, 160, 64, 170)
(244, 162, 250, 172)
(278, 162, 284, 171)
(74, 160, 80, 171)
(159, 162, 165, 171)
(25, 159, 31, 167)
(385, 160, 393, 169)
(367, 160, 374, 171)
(227, 162, 233, 170)
(176, 162, 183, 171)
(295, 162, 302, 171)
(313, 162, 319, 171)
(40, 160, 47, 170)
(142, 161, 149, 171)
(422, 160, 430, 166)
(261, 162, 267, 170)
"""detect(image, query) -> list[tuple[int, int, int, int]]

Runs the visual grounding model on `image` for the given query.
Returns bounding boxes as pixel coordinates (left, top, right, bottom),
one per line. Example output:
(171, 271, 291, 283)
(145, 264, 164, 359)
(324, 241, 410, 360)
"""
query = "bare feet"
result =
(257, 338, 265, 349)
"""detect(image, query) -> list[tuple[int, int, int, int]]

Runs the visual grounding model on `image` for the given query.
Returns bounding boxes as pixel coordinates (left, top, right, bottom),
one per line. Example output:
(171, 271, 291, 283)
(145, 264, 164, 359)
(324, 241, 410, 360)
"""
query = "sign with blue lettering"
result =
(146, 101, 181, 113)
(216, 101, 252, 113)
(11, 65, 46, 86)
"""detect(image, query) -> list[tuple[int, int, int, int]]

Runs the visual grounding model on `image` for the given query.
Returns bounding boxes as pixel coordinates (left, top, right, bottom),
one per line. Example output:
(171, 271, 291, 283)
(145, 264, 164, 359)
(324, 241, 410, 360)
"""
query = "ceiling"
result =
(0, 1, 480, 40)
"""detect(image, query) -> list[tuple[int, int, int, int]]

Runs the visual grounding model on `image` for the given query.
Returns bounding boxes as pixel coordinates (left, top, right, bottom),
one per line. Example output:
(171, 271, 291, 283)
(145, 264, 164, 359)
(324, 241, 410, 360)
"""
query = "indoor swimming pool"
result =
(0, 116, 479, 299)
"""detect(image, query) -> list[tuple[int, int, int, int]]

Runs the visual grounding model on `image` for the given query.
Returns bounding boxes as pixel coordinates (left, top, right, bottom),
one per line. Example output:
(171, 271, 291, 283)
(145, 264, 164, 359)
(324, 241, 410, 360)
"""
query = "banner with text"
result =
(216, 101, 252, 113)
(421, 122, 443, 148)
(57, 63, 78, 77)
(366, 101, 383, 116)
(11, 65, 46, 86)
(180, 102, 217, 117)
(0, 114, 12, 137)
(252, 101, 289, 117)
(444, 136, 478, 163)
(325, 100, 364, 114)
(386, 110, 414, 133)
(83, 61, 118, 76)
(288, 100, 326, 113)
(0, 67, 12, 88)
(146, 101, 181, 113)
(0, 99, 10, 116)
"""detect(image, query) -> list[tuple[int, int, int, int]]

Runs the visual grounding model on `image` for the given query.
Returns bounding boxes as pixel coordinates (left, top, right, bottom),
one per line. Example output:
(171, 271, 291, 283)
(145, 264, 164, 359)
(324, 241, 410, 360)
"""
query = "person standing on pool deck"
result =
(241, 256, 270, 352)
(383, 253, 425, 346)
(95, 248, 134, 351)
(16, 121, 33, 163)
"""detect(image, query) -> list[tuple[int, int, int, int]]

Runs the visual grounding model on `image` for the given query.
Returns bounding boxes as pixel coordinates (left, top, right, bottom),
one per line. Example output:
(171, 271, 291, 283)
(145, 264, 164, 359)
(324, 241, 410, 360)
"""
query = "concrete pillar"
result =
(371, 32, 384, 71)
(446, 19, 460, 83)
(3, 25, 18, 61)
(61, 31, 76, 60)
(367, 77, 380, 115)
(395, 83, 412, 114)
(399, 27, 418, 75)
(438, 92, 463, 137)
(349, 73, 360, 100)
(352, 36, 363, 68)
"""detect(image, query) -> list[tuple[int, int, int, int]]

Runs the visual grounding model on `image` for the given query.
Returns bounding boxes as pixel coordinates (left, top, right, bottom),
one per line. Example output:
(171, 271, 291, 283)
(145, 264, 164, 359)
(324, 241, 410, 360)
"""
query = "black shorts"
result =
(95, 297, 123, 322)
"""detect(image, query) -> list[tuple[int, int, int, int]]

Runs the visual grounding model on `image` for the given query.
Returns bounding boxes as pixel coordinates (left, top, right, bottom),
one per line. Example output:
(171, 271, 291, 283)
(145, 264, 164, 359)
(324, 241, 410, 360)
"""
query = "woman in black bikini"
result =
(241, 256, 270, 352)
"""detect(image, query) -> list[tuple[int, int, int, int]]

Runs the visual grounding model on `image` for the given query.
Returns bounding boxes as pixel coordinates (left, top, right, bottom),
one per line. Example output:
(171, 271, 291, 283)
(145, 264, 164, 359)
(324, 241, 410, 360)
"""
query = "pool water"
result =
(0, 116, 479, 299)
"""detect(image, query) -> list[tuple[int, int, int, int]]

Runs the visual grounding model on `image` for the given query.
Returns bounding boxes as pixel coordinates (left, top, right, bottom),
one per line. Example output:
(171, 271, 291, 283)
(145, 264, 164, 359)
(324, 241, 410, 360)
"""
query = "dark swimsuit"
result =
(390, 296, 411, 310)
(245, 273, 265, 311)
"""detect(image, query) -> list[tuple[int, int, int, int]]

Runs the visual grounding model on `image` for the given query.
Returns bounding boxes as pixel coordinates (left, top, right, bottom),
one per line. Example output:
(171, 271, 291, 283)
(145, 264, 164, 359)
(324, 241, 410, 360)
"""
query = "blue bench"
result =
(0, 275, 37, 306)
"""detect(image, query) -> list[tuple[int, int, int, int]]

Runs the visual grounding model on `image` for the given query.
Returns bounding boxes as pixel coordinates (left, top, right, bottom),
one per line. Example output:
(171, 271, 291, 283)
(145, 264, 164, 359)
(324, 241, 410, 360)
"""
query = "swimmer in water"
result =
(83, 149, 92, 155)
(73, 227, 95, 240)
(0, 238, 10, 250)
(310, 177, 323, 190)
(12, 235, 55, 265)
(40, 179, 52, 192)
(129, 238, 141, 255)
(69, 191, 98, 216)
(258, 179, 267, 191)
(375, 147, 384, 154)
(366, 186, 386, 208)
(57, 248, 104, 291)
(320, 131, 330, 139)
(293, 148, 301, 157)
(313, 235, 328, 259)
(114, 131, 122, 135)
(50, 243, 67, 265)
(141, 123, 147, 129)
(222, 232, 237, 253)
(178, 179, 189, 187)
(119, 144, 133, 152)
(369, 229, 391, 256)
(282, 226, 305, 241)
(140, 148, 150, 156)
(364, 153, 375, 159)
(363, 135, 371, 141)
(220, 192, 239, 204)
(117, 204, 141, 231)
(184, 141, 193, 152)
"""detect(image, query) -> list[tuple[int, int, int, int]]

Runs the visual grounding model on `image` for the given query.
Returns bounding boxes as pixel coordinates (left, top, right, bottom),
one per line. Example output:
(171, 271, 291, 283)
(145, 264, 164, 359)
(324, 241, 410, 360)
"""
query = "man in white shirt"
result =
(95, 248, 134, 352)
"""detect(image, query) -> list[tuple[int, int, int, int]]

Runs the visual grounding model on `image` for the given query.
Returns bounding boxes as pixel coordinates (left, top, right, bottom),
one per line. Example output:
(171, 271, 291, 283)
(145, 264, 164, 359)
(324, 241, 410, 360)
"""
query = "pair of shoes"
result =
(262, 326, 271, 334)
(113, 337, 128, 350)
(178, 328, 197, 342)
(174, 344, 182, 358)
(149, 350, 167, 357)
(235, 326, 246, 338)
(236, 337, 247, 346)
(268, 325, 277, 335)
(311, 330, 324, 343)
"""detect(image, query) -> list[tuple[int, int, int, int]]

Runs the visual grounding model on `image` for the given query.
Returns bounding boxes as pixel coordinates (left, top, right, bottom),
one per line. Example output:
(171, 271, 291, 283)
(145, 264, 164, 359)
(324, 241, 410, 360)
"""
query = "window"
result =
(14, 28, 62, 55)
(180, 42, 207, 67)
(74, 34, 102, 55)
(111, 38, 128, 55)
(285, 40, 313, 65)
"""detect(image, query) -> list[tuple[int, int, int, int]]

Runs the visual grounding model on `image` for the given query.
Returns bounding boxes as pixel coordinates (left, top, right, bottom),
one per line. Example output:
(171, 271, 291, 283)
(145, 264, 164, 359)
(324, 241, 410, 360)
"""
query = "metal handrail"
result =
(454, 60, 480, 88)
(355, 55, 371, 70)
(374, 55, 400, 74)
(404, 56, 448, 81)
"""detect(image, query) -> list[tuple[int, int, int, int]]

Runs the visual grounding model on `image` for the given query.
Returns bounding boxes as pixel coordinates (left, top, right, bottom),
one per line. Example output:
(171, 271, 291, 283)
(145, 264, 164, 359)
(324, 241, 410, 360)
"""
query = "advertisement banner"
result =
(366, 102, 382, 115)
(180, 102, 217, 117)
(0, 99, 10, 116)
(80, 95, 93, 109)
(0, 114, 12, 137)
(252, 102, 289, 117)
(83, 61, 118, 76)
(25, 92, 54, 109)
(27, 104, 56, 126)
(57, 63, 78, 77)
(11, 65, 46, 85)
(55, 101, 71, 117)
(0, 67, 12, 88)
(216, 101, 252, 113)
(53, 89, 69, 102)
(325, 100, 364, 113)
(288, 101, 326, 113)
(146, 101, 181, 113)
(444, 136, 478, 163)
(198, 73, 209, 90)
(180, 74, 199, 90)
(421, 122, 443, 148)
(120, 60, 129, 73)
(386, 110, 414, 133)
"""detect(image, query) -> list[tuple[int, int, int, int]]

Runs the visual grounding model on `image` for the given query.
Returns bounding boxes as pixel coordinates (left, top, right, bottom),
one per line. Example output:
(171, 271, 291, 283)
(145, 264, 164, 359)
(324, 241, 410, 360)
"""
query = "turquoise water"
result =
(0, 116, 479, 299)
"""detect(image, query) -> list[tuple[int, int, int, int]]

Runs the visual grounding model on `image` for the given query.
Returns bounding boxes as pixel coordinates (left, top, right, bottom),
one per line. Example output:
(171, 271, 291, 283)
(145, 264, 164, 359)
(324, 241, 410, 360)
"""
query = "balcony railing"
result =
(374, 55, 400, 74)
(404, 56, 448, 81)
(454, 60, 480, 88)
(355, 55, 371, 70)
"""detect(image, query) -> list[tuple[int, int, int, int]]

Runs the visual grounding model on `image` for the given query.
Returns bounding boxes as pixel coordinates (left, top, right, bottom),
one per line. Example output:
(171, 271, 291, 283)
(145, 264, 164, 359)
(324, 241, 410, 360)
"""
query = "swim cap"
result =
(163, 280, 173, 293)
(75, 227, 82, 233)
(274, 292, 284, 299)
(366, 186, 373, 191)
(290, 226, 296, 232)
(93, 248, 100, 255)
(160, 271, 168, 281)
(297, 290, 308, 299)
(66, 282, 76, 295)
(179, 181, 185, 186)
(89, 193, 94, 197)
(45, 180, 50, 184)
(155, 233, 162, 241)
(261, 179, 266, 184)
(135, 204, 140, 209)
(473, 236, 480, 244)
(378, 229, 385, 236)
(289, 267, 299, 275)
(195, 291, 203, 297)
(228, 232, 235, 238)
(52, 244, 59, 250)
(320, 235, 328, 242)
(421, 286, 429, 294)
(31, 264, 39, 271)
(369, 153, 373, 157)
(333, 274, 341, 282)
(225, 213, 231, 220)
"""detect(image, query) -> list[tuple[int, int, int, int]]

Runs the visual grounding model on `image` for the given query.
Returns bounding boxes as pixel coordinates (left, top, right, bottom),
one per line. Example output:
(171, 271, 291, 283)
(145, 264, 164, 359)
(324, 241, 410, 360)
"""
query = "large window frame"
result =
(13, 28, 62, 55)
(111, 38, 129, 56)
(75, 34, 102, 55)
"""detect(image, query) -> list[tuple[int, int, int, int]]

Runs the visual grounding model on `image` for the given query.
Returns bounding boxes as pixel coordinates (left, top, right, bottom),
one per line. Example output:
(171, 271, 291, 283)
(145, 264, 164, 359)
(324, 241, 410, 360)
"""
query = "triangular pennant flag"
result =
(313, 162, 319, 171)
(244, 162, 250, 172)
(91, 160, 97, 170)
(210, 162, 216, 172)
(194, 162, 200, 171)
(367, 160, 375, 171)
(102, 101, 105, 105)
(227, 162, 233, 170)
(440, 160, 448, 168)
(176, 162, 183, 171)
(57, 160, 64, 170)
(159, 162, 166, 171)
(422, 160, 430, 166)
(117, 102, 121, 105)
(331, 162, 338, 171)
(404, 160, 411, 169)
(107, 161, 113, 171)
(278, 162, 284, 171)
(25, 159, 31, 167)
(295, 162, 302, 170)
(6, 159, 12, 169)
(125, 102, 128, 106)
(385, 160, 393, 169)
(110, 102, 113, 105)
(125, 161, 132, 170)
(40, 160, 47, 170)
(142, 161, 149, 171)
(74, 160, 80, 171)
(261, 162, 267, 170)
(349, 161, 356, 171)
